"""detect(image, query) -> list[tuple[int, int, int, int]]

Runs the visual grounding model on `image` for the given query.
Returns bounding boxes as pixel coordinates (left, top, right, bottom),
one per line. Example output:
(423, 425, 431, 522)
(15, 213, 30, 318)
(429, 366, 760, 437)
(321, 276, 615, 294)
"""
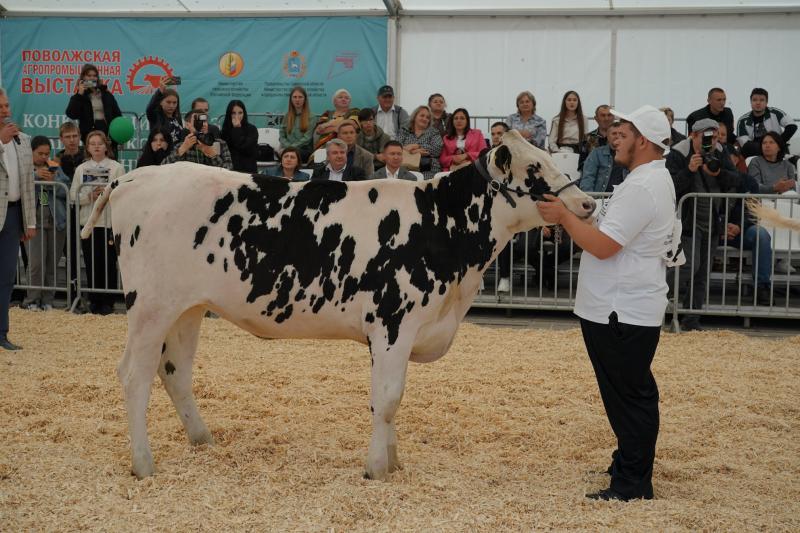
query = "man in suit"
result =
(372, 141, 418, 181)
(311, 139, 366, 182)
(0, 88, 36, 350)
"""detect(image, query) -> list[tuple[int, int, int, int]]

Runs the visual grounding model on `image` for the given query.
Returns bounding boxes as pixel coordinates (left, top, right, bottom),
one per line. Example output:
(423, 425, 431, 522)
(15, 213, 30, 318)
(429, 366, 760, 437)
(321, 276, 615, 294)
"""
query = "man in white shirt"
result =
(538, 105, 675, 502)
(372, 85, 409, 141)
(372, 141, 417, 181)
(0, 88, 36, 350)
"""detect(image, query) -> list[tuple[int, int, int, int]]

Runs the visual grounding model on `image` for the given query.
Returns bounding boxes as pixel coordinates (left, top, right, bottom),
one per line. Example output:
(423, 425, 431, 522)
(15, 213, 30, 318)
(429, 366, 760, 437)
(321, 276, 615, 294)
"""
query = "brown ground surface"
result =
(1, 308, 798, 531)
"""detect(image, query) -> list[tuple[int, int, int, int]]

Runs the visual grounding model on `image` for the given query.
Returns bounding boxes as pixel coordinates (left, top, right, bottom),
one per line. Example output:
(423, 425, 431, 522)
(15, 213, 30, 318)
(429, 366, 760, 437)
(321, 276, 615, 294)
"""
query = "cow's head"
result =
(485, 129, 596, 229)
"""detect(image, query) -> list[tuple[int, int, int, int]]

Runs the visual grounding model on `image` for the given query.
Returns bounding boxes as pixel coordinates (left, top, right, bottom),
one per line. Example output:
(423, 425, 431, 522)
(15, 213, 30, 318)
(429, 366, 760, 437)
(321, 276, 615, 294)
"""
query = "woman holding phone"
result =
(146, 75, 184, 145)
(65, 63, 122, 150)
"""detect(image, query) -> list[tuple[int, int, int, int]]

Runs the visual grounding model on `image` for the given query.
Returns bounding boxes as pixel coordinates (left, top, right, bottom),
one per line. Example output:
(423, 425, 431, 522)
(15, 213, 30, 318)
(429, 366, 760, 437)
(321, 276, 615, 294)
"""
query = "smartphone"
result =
(170, 76, 182, 85)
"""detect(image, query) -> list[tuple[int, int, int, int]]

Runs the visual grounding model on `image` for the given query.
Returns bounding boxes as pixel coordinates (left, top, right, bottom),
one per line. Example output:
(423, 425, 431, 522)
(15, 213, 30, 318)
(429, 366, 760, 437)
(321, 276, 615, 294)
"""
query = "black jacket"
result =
(686, 105, 736, 144)
(65, 86, 122, 141)
(310, 164, 367, 182)
(666, 138, 740, 235)
(222, 123, 259, 173)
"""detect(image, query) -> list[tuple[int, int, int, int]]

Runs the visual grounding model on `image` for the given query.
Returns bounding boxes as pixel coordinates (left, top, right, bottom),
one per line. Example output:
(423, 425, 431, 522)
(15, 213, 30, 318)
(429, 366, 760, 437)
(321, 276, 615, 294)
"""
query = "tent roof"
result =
(3, 0, 800, 16)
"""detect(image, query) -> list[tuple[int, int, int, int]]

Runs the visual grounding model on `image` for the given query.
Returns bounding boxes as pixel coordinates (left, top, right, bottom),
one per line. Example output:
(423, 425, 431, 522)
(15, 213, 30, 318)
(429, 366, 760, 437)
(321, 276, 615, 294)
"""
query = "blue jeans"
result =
(728, 225, 772, 287)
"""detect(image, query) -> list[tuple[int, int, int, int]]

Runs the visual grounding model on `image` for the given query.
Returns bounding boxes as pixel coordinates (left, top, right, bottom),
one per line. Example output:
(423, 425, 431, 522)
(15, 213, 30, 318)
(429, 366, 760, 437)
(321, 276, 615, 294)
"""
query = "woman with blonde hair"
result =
(313, 88, 360, 150)
(507, 90, 547, 149)
(396, 105, 443, 178)
(280, 86, 317, 162)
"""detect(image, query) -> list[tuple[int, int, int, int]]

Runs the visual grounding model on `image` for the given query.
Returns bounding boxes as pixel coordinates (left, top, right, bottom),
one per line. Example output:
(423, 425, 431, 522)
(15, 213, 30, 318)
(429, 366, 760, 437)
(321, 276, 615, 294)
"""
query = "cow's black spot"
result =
(124, 290, 137, 310)
(193, 226, 208, 249)
(275, 304, 293, 323)
(129, 225, 141, 247)
(210, 192, 234, 223)
(365, 312, 374, 323)
(207, 253, 214, 264)
(110, 180, 119, 190)
(378, 210, 400, 244)
(368, 188, 378, 204)
(113, 233, 121, 256)
(223, 258, 228, 272)
(219, 237, 224, 247)
(164, 361, 176, 375)
(162, 343, 166, 354)
(468, 204, 479, 223)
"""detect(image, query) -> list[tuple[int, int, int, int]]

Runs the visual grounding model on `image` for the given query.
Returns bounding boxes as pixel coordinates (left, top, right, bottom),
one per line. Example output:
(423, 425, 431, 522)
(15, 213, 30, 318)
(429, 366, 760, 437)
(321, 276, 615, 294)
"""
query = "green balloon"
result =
(109, 116, 135, 144)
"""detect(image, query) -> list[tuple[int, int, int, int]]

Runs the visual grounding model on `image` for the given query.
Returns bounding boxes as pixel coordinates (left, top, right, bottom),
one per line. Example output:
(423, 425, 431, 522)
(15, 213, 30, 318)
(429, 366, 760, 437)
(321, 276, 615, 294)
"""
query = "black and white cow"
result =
(81, 130, 595, 480)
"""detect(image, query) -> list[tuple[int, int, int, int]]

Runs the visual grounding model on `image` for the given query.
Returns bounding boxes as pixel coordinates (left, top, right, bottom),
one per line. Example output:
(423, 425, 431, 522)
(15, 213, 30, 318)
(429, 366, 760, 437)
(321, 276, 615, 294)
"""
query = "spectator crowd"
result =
(2, 62, 799, 332)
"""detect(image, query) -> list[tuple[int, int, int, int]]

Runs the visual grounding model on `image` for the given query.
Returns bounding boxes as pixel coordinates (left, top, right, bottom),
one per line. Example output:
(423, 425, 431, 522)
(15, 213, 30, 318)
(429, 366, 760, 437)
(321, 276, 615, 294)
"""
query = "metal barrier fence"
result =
(13, 170, 800, 329)
(13, 181, 72, 309)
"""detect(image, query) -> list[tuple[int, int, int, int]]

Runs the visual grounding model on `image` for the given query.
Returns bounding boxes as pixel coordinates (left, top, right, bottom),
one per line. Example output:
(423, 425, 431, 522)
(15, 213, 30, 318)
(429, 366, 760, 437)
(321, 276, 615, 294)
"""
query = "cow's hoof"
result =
(189, 430, 214, 446)
(131, 461, 155, 479)
(131, 450, 155, 479)
(364, 464, 388, 481)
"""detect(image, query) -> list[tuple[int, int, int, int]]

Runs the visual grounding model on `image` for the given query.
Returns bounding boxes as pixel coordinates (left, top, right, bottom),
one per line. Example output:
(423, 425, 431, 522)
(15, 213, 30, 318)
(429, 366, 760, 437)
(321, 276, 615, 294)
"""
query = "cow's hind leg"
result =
(157, 306, 213, 446)
(365, 332, 412, 481)
(117, 314, 176, 479)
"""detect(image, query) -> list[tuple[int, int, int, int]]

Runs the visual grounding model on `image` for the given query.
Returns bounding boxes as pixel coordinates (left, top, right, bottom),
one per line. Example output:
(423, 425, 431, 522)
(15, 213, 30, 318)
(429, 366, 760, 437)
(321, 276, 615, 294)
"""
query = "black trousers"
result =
(580, 313, 661, 499)
(80, 227, 118, 308)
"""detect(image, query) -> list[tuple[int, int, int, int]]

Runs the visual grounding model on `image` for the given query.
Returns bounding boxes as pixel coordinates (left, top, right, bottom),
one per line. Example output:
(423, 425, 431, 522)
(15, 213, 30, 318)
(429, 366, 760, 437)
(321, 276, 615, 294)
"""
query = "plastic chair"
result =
(551, 152, 580, 182)
(257, 128, 280, 149)
(312, 148, 327, 164)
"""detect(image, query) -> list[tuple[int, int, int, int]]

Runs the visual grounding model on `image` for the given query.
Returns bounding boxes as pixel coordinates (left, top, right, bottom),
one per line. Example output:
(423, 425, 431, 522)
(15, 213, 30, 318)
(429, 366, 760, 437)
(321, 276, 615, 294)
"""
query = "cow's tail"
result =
(79, 180, 115, 239)
(746, 198, 800, 231)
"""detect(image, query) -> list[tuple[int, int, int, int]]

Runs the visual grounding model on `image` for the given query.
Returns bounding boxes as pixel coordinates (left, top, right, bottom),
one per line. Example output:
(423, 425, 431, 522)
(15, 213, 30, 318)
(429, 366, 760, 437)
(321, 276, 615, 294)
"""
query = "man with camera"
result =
(666, 119, 740, 331)
(161, 109, 232, 170)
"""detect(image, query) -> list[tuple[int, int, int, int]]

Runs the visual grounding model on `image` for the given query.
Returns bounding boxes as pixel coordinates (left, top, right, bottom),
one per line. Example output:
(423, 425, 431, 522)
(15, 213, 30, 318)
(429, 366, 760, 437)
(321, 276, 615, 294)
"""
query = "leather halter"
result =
(473, 156, 579, 208)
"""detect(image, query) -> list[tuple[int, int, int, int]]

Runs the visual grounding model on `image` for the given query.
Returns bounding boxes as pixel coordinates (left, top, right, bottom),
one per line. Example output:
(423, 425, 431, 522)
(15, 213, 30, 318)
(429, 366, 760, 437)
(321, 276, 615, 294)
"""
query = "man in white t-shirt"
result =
(537, 105, 675, 502)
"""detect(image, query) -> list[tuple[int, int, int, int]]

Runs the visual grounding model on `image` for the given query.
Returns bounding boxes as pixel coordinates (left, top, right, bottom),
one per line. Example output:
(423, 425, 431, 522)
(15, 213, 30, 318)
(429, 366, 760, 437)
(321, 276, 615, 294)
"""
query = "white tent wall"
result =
(396, 13, 800, 130)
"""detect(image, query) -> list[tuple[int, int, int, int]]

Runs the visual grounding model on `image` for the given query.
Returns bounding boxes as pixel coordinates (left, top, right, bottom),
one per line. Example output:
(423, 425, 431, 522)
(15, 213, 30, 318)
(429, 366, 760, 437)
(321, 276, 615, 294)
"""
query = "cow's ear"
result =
(492, 145, 512, 174)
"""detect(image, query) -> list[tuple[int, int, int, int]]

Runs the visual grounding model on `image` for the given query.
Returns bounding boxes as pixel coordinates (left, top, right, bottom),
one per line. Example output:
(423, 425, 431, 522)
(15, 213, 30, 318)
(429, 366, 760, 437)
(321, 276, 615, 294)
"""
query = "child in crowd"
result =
(21, 136, 71, 311)
(70, 131, 125, 315)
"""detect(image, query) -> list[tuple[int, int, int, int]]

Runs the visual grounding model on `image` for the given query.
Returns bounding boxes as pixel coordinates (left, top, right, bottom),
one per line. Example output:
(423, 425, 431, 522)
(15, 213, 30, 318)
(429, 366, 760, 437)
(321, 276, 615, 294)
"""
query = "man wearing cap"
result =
(372, 85, 409, 141)
(538, 105, 677, 501)
(666, 118, 740, 332)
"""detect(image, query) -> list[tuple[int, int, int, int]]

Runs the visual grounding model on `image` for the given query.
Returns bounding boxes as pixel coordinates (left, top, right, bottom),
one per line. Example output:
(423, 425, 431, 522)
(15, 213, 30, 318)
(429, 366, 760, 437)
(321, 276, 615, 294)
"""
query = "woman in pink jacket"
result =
(439, 108, 486, 171)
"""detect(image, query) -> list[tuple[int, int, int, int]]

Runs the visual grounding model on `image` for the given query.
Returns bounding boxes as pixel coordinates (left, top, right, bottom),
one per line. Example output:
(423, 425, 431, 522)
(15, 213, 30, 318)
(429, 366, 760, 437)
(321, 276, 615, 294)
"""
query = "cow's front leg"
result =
(365, 332, 411, 481)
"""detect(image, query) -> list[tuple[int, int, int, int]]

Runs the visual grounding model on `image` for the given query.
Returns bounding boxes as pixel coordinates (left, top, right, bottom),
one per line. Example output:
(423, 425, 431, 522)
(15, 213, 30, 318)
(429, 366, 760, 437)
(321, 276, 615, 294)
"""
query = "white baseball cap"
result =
(610, 105, 671, 149)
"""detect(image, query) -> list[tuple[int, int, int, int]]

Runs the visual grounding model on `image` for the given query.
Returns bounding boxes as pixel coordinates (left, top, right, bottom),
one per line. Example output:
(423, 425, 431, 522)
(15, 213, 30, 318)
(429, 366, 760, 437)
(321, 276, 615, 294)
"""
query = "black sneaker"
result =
(680, 319, 704, 332)
(0, 337, 22, 351)
(586, 488, 652, 501)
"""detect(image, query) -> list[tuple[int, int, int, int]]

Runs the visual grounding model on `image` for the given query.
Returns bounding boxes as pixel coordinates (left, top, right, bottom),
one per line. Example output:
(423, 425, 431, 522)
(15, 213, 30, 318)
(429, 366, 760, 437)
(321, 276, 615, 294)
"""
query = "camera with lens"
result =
(192, 113, 214, 145)
(83, 79, 97, 89)
(700, 129, 721, 173)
